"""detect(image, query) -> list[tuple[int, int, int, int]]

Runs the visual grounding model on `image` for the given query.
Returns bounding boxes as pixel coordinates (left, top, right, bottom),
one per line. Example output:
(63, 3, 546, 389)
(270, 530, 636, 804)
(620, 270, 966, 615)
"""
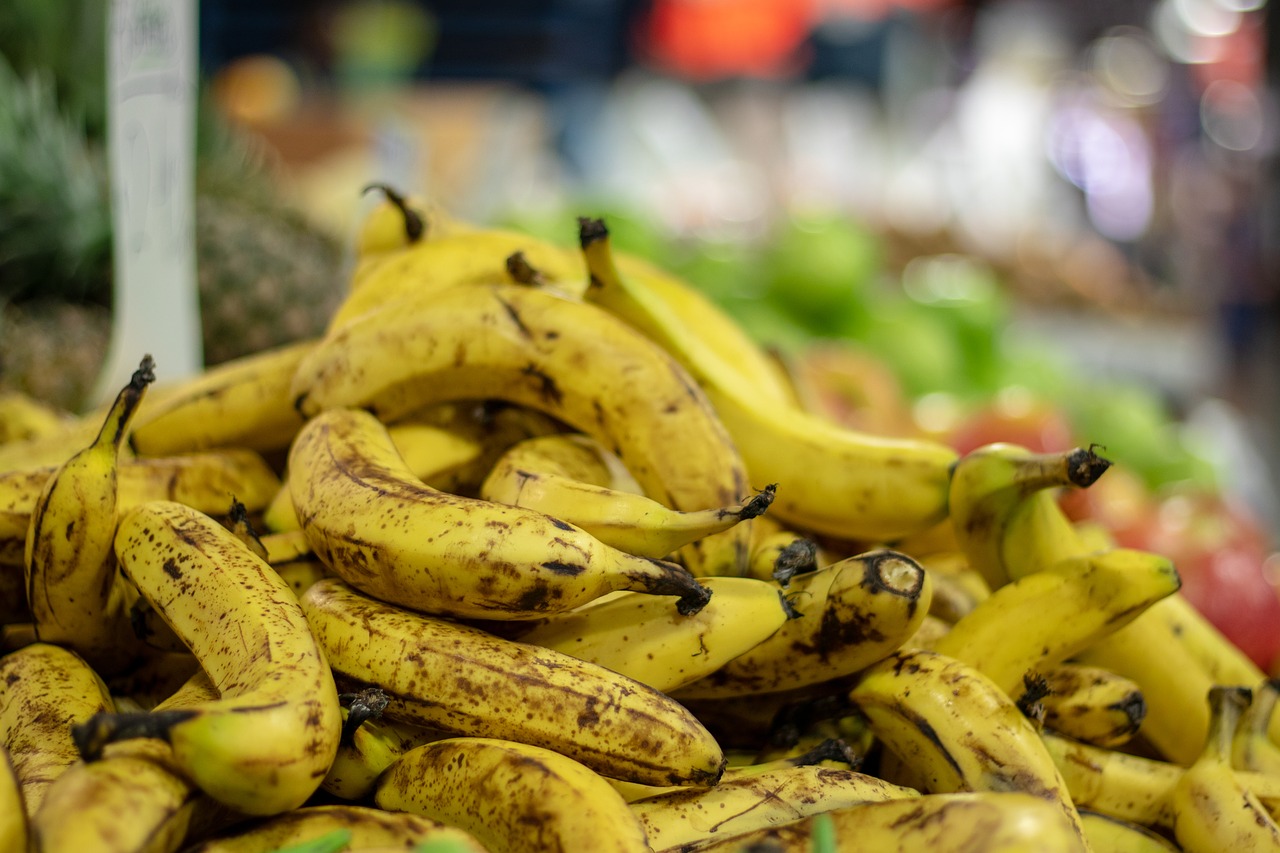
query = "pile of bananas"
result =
(2, 184, 1279, 853)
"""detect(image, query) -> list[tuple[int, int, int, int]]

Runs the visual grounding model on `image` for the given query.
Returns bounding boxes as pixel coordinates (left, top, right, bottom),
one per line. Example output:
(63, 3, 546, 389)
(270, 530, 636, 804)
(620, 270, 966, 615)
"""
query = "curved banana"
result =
(947, 442, 1112, 589)
(676, 791, 1088, 853)
(930, 548, 1180, 696)
(1173, 685, 1280, 852)
(76, 500, 342, 815)
(0, 642, 114, 814)
(509, 575, 793, 693)
(1078, 809, 1180, 853)
(292, 281, 753, 577)
(1233, 677, 1280, 775)
(301, 577, 725, 786)
(579, 217, 958, 541)
(321, 711, 441, 801)
(0, 744, 29, 853)
(673, 550, 931, 699)
(481, 432, 776, 563)
(0, 391, 72, 447)
(1039, 663, 1146, 749)
(630, 763, 920, 850)
(128, 338, 315, 456)
(373, 736, 652, 853)
(289, 407, 710, 619)
(184, 804, 486, 853)
(847, 648, 1088, 844)
(23, 356, 155, 674)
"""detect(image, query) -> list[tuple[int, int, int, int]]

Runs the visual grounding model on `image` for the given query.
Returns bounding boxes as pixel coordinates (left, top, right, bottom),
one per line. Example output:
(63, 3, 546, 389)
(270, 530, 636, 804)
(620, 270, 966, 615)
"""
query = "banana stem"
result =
(1065, 446, 1112, 489)
(772, 539, 819, 586)
(505, 251, 546, 286)
(361, 183, 424, 243)
(339, 686, 390, 742)
(102, 354, 155, 451)
(71, 709, 197, 761)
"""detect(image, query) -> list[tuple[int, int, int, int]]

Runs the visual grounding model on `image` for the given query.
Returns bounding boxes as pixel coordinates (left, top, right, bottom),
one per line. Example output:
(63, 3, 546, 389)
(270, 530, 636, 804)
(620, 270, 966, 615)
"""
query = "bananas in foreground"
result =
(1, 190, 1277, 851)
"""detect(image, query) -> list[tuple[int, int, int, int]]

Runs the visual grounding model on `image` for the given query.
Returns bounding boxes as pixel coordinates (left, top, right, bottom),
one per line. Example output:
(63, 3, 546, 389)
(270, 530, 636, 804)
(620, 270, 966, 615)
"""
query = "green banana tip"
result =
(577, 216, 609, 248)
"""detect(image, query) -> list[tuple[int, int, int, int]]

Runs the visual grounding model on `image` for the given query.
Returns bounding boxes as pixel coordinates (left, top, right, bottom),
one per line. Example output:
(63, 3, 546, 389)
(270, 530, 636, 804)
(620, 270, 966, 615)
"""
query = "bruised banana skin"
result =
(673, 550, 931, 699)
(508, 576, 794, 693)
(0, 745, 27, 853)
(629, 763, 921, 850)
(289, 407, 710, 620)
(480, 432, 775, 564)
(673, 792, 1088, 853)
(847, 649, 1089, 845)
(1038, 663, 1147, 749)
(0, 642, 114, 815)
(184, 804, 487, 853)
(930, 548, 1181, 696)
(579, 218, 958, 542)
(374, 736, 652, 853)
(23, 357, 154, 675)
(83, 500, 343, 816)
(291, 282, 753, 577)
(301, 577, 726, 787)
(128, 338, 316, 456)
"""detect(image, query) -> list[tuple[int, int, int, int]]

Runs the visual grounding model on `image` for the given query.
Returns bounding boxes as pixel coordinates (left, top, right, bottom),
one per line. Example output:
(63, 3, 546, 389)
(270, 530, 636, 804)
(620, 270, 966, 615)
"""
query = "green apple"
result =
(761, 212, 882, 336)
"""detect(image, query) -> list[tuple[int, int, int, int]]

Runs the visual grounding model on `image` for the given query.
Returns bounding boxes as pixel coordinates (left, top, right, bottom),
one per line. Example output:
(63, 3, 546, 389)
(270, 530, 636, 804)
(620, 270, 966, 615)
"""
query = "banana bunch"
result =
(1, 185, 1278, 852)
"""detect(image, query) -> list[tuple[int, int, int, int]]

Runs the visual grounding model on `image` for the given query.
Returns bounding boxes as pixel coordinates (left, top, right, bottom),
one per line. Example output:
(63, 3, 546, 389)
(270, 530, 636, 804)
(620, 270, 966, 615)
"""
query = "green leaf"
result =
(413, 840, 482, 853)
(268, 828, 352, 853)
(810, 812, 838, 853)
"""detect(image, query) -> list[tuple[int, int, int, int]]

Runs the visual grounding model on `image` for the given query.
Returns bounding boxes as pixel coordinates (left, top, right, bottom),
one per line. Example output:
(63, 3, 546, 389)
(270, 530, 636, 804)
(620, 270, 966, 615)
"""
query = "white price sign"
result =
(96, 0, 201, 402)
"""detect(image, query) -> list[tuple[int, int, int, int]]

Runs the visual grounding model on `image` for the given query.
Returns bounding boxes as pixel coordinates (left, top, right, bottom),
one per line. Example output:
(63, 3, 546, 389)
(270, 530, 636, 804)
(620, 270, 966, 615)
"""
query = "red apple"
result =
(946, 388, 1076, 456)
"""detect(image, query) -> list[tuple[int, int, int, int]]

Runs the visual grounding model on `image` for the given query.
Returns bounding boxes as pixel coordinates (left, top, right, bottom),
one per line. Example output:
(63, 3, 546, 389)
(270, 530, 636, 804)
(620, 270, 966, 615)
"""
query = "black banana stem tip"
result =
(131, 354, 157, 389)
(71, 709, 197, 761)
(737, 484, 778, 521)
(227, 496, 251, 527)
(1016, 671, 1052, 725)
(362, 182, 425, 243)
(577, 216, 608, 248)
(767, 691, 855, 749)
(505, 251, 543, 286)
(795, 737, 863, 770)
(778, 589, 802, 621)
(772, 538, 819, 587)
(1066, 444, 1112, 488)
(676, 581, 714, 616)
(339, 686, 390, 742)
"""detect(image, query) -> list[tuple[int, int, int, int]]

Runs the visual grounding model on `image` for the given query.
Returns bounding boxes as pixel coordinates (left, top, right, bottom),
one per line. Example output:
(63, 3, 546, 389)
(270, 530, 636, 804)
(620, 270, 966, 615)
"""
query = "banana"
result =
(302, 577, 726, 786)
(321, 711, 441, 801)
(373, 736, 652, 853)
(184, 804, 487, 853)
(1234, 677, 1280, 775)
(1039, 663, 1146, 749)
(948, 442, 1113, 589)
(271, 559, 331, 601)
(0, 642, 114, 814)
(355, 182, 430, 258)
(1077, 809, 1181, 853)
(0, 391, 72, 447)
(0, 744, 29, 853)
(256, 529, 312, 565)
(292, 282, 754, 577)
(329, 225, 585, 331)
(671, 791, 1088, 853)
(930, 548, 1180, 696)
(745, 518, 821, 585)
(128, 338, 316, 456)
(289, 407, 711, 619)
(578, 217, 958, 541)
(22, 356, 155, 674)
(846, 648, 1088, 844)
(1172, 685, 1280, 852)
(75, 499, 342, 815)
(481, 432, 777, 562)
(506, 576, 794, 693)
(629, 763, 920, 850)
(673, 550, 931, 699)
(0, 415, 109, 474)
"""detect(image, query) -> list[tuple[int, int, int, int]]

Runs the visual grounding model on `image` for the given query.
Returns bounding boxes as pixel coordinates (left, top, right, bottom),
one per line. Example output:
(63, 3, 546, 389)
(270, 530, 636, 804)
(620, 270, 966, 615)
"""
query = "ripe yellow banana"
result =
(289, 407, 711, 619)
(673, 550, 931, 699)
(0, 642, 114, 814)
(1077, 809, 1180, 853)
(630, 763, 920, 850)
(930, 547, 1180, 696)
(509, 576, 793, 693)
(321, 710, 441, 801)
(0, 744, 29, 853)
(78, 499, 342, 815)
(579, 217, 958, 541)
(22, 356, 154, 674)
(676, 791, 1088, 853)
(294, 282, 754, 577)
(1172, 685, 1280, 852)
(1233, 677, 1280, 775)
(128, 338, 316, 456)
(302, 577, 725, 786)
(1038, 663, 1146, 749)
(947, 442, 1112, 589)
(184, 804, 486, 853)
(0, 413, 110, 473)
(0, 391, 72, 447)
(374, 736, 652, 853)
(847, 648, 1088, 844)
(271, 559, 330, 601)
(482, 433, 777, 564)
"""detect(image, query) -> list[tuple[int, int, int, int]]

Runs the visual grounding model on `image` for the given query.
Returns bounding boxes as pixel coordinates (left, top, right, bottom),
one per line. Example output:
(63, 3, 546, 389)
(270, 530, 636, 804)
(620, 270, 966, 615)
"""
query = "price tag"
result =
(95, 0, 201, 402)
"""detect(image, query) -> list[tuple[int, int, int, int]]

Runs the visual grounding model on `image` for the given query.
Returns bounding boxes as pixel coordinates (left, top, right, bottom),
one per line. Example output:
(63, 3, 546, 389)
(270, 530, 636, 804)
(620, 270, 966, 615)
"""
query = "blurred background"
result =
(2, 0, 1279, 660)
